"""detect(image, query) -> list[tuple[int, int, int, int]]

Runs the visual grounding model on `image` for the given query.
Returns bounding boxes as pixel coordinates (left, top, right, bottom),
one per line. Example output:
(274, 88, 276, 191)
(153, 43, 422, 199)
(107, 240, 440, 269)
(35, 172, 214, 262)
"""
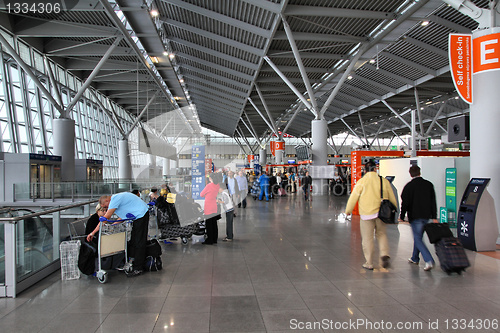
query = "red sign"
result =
(275, 141, 285, 151)
(272, 131, 294, 138)
(270, 141, 275, 156)
(449, 34, 472, 104)
(247, 155, 254, 164)
(473, 32, 500, 74)
(205, 159, 213, 174)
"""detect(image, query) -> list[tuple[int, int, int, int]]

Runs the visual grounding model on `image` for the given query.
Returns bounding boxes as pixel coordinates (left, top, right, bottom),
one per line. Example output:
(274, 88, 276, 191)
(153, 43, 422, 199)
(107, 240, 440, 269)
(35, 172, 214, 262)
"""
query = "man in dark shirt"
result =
(400, 165, 437, 271)
(302, 171, 313, 201)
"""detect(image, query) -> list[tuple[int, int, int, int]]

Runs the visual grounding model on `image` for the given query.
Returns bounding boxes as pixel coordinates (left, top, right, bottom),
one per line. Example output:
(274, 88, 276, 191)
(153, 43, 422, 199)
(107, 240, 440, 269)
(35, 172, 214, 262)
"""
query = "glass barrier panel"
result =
(0, 223, 5, 285)
(16, 214, 55, 282)
(14, 183, 30, 201)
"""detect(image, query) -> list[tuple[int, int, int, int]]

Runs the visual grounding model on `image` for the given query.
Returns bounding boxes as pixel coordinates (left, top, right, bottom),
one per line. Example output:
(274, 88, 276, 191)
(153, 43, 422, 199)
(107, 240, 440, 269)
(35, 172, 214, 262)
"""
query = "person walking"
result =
(225, 171, 239, 216)
(289, 171, 296, 193)
(235, 170, 248, 208)
(302, 171, 313, 201)
(345, 160, 398, 270)
(258, 171, 270, 201)
(99, 192, 149, 277)
(200, 172, 221, 245)
(400, 165, 437, 271)
(217, 184, 235, 241)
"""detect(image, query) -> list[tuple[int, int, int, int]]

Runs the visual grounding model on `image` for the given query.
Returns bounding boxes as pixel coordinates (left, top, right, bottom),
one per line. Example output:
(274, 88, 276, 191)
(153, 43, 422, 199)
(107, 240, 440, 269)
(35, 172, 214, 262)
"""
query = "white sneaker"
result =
(423, 262, 434, 271)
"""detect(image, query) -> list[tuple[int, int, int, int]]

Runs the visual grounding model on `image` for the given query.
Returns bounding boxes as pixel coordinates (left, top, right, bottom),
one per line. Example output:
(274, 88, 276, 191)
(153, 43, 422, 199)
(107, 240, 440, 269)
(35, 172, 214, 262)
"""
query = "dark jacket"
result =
(400, 176, 437, 221)
(302, 175, 312, 188)
(85, 213, 99, 237)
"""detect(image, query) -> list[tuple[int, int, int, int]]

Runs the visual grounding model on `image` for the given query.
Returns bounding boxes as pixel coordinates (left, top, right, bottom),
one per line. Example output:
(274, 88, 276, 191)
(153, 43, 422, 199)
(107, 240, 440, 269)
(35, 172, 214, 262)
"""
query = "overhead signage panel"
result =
(449, 33, 472, 104)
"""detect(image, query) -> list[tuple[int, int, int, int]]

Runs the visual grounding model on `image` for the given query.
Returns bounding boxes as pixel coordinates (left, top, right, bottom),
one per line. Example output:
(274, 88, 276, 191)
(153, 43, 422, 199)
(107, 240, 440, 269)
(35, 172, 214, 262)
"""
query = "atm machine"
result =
(457, 178, 498, 251)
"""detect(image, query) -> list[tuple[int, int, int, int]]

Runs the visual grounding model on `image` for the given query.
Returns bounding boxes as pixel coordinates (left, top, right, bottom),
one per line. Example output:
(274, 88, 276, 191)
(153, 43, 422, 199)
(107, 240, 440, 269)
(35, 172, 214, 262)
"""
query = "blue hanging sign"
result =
(191, 145, 206, 200)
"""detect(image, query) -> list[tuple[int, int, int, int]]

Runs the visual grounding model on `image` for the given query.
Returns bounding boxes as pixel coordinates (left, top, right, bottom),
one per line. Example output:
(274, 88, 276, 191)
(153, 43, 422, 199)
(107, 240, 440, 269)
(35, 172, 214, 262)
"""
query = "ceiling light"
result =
(150, 9, 159, 17)
(151, 56, 159, 63)
(369, 59, 376, 64)
(421, 20, 429, 26)
(179, 79, 184, 84)
(169, 53, 175, 60)
(347, 75, 353, 80)
(163, 51, 168, 56)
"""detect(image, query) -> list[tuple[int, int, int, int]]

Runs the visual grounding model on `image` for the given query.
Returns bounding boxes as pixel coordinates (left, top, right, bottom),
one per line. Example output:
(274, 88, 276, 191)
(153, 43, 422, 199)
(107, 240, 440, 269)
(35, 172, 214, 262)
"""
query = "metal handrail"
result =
(0, 199, 98, 223)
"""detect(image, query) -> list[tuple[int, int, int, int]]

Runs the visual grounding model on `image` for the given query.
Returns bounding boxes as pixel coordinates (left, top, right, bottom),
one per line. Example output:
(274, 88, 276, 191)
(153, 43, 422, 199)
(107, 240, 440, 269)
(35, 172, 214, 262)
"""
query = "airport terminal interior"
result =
(1, 0, 500, 332)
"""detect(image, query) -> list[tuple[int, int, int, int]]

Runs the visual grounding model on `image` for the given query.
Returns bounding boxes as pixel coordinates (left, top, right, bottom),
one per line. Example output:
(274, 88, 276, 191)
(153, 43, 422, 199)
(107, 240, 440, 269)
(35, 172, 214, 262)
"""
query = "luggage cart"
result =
(95, 215, 134, 283)
(155, 194, 205, 245)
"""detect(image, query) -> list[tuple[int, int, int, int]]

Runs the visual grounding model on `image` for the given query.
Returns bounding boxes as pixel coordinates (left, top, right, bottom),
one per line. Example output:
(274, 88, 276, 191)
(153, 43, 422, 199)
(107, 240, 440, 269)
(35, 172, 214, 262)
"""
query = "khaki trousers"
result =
(359, 217, 390, 267)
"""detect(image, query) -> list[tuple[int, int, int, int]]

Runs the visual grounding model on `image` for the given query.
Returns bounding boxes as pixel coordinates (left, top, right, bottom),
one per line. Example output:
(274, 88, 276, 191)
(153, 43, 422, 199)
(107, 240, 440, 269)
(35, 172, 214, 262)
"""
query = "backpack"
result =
(78, 240, 97, 275)
(145, 239, 162, 257)
(144, 255, 163, 271)
(143, 239, 163, 271)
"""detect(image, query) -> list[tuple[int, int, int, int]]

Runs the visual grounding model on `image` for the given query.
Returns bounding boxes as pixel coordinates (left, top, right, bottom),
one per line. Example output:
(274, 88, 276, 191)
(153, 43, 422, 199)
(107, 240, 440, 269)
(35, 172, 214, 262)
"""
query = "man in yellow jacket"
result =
(345, 160, 398, 270)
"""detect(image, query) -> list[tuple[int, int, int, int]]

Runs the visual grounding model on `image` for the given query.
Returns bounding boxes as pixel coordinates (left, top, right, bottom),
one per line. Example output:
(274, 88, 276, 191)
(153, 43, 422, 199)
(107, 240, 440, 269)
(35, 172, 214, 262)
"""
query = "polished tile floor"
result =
(1, 194, 500, 332)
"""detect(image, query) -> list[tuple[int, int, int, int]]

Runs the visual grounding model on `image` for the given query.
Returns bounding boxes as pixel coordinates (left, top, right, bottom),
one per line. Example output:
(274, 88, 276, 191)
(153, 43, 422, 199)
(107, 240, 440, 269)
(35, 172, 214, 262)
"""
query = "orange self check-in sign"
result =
(449, 34, 472, 104)
(473, 32, 500, 73)
(449, 32, 500, 104)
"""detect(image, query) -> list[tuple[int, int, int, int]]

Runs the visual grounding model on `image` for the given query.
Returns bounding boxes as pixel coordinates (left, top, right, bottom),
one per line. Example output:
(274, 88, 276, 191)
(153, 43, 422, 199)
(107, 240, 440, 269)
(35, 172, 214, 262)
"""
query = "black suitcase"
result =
(424, 222, 454, 244)
(435, 237, 470, 275)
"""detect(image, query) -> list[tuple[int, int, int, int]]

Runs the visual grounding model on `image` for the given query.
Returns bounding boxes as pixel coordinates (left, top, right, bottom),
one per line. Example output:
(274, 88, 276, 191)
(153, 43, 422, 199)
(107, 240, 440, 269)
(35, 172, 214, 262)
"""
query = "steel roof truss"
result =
(14, 18, 117, 37)
(170, 37, 259, 71)
(382, 51, 436, 76)
(284, 5, 395, 20)
(382, 100, 412, 130)
(176, 52, 254, 81)
(263, 56, 314, 115)
(424, 100, 448, 137)
(182, 64, 250, 90)
(65, 37, 122, 116)
(319, 44, 366, 119)
(273, 31, 365, 43)
(164, 18, 265, 57)
(183, 73, 247, 98)
(163, 0, 272, 38)
(281, 15, 319, 115)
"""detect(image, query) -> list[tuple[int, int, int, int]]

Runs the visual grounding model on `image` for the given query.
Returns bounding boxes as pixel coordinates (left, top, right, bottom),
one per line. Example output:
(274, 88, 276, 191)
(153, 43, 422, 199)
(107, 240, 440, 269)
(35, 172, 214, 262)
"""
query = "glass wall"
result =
(0, 34, 156, 180)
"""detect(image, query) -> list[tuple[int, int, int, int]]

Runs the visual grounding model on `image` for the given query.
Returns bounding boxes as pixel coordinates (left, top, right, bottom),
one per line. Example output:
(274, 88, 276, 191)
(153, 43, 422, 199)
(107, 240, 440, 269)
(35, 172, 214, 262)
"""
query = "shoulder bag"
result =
(378, 176, 397, 224)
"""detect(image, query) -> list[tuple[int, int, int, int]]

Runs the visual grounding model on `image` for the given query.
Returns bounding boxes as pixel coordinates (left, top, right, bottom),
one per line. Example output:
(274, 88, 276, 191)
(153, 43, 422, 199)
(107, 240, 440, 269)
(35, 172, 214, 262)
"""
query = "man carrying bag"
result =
(345, 160, 398, 270)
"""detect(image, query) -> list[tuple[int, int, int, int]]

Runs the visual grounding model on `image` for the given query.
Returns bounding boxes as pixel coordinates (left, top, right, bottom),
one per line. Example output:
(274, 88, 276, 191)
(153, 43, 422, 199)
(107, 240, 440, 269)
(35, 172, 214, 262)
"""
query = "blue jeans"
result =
(303, 185, 310, 200)
(226, 210, 234, 239)
(259, 185, 269, 201)
(410, 218, 434, 264)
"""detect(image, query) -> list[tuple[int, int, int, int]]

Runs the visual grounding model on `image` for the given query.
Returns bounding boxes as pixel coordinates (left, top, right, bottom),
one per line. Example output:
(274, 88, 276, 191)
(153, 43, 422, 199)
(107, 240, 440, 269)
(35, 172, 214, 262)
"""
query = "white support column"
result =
(259, 148, 267, 166)
(163, 159, 170, 177)
(411, 109, 417, 157)
(471, 27, 500, 242)
(311, 119, 328, 195)
(171, 159, 178, 177)
(118, 139, 132, 180)
(53, 118, 75, 181)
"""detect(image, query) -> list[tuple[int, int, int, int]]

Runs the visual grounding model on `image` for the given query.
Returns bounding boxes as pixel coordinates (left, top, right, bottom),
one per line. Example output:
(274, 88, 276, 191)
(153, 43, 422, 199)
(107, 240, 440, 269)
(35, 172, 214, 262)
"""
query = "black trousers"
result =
(129, 212, 149, 270)
(205, 215, 219, 244)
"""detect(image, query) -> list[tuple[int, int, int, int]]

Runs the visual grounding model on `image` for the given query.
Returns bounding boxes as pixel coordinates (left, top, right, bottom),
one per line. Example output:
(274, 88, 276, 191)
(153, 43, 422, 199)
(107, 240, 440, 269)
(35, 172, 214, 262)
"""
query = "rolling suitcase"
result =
(435, 237, 470, 275)
(424, 222, 454, 244)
